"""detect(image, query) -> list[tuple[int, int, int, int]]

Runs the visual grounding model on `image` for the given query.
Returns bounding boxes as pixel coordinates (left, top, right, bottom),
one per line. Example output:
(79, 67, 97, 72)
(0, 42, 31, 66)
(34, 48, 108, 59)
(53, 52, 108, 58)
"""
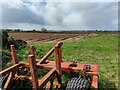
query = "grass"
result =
(62, 34, 118, 89)
(5, 33, 118, 89)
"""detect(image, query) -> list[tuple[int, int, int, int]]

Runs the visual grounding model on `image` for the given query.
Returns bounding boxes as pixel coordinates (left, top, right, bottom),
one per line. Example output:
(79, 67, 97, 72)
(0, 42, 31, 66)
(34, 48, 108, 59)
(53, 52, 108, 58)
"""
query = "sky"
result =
(0, 0, 119, 31)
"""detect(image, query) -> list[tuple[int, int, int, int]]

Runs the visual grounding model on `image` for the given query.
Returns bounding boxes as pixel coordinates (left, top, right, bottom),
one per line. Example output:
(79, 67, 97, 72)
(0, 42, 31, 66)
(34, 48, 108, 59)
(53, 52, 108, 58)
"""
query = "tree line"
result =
(1, 28, 119, 34)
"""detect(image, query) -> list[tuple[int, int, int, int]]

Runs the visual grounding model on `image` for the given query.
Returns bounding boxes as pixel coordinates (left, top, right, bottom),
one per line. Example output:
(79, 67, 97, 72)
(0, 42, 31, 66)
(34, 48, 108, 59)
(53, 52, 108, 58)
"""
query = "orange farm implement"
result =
(0, 42, 98, 90)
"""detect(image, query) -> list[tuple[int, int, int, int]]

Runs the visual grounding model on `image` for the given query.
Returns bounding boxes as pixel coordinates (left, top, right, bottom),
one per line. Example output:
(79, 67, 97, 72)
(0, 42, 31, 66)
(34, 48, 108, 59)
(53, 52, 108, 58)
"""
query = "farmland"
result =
(6, 32, 119, 89)
(8, 32, 97, 43)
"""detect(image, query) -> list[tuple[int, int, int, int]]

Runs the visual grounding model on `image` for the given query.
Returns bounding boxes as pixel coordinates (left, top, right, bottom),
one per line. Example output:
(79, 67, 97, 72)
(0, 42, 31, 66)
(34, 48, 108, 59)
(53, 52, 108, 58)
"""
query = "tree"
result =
(32, 29, 36, 33)
(15, 29, 20, 32)
(41, 28, 47, 33)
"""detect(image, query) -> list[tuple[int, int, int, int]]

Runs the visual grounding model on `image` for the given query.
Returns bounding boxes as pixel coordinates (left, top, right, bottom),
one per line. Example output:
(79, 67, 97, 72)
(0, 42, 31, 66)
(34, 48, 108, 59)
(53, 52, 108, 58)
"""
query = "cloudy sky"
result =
(1, 0, 119, 31)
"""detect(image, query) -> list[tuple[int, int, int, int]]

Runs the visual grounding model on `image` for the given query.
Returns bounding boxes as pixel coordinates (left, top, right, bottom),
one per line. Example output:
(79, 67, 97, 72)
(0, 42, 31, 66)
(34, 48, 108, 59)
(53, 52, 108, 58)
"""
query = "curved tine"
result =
(56, 42, 63, 47)
(30, 45, 35, 56)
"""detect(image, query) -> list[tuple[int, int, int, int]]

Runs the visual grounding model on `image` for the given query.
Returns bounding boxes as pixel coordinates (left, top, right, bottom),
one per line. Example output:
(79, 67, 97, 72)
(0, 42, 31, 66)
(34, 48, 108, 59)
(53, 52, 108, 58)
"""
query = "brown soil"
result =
(8, 32, 98, 44)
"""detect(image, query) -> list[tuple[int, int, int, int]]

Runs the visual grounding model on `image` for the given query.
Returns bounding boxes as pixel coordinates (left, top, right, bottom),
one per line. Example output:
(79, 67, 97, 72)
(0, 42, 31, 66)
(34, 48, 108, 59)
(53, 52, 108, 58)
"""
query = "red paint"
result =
(92, 77, 98, 83)
(62, 67, 74, 72)
(93, 65, 98, 72)
(62, 67, 68, 71)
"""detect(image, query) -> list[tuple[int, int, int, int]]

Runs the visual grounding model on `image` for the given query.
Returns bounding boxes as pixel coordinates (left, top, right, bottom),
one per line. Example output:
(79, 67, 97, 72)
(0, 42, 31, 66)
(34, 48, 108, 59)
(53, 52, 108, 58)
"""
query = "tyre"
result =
(66, 77, 91, 90)
(0, 74, 9, 88)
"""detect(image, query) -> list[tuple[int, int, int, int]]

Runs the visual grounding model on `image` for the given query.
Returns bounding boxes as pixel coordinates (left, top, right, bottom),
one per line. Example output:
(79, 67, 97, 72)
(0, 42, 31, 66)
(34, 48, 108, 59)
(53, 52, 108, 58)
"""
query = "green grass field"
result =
(13, 33, 118, 89)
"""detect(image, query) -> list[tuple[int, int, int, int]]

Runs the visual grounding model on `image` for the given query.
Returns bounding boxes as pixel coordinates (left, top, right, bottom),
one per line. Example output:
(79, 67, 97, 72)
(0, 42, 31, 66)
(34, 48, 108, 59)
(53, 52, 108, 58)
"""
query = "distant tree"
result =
(14, 29, 21, 32)
(95, 30, 98, 32)
(6, 29, 12, 32)
(32, 29, 36, 33)
(41, 28, 47, 33)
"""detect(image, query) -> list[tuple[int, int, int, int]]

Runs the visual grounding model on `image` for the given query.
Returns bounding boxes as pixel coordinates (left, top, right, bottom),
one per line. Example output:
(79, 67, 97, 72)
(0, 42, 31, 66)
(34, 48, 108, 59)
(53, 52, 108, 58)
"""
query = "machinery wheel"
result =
(66, 77, 91, 90)
(0, 74, 9, 88)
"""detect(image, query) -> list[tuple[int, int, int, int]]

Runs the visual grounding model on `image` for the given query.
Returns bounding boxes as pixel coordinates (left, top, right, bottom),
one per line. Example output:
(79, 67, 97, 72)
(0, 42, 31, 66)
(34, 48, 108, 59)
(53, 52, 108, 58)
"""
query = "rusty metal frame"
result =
(30, 42, 98, 89)
(28, 53, 62, 89)
(1, 42, 98, 89)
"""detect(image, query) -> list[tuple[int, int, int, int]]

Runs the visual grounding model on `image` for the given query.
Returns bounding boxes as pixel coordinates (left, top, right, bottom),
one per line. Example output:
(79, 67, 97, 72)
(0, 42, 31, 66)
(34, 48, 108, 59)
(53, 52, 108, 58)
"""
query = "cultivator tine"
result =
(54, 45, 62, 84)
(10, 44, 18, 64)
(30, 45, 38, 63)
(28, 55, 39, 89)
(10, 45, 19, 75)
(58, 48, 62, 62)
(56, 42, 63, 47)
(30, 45, 36, 56)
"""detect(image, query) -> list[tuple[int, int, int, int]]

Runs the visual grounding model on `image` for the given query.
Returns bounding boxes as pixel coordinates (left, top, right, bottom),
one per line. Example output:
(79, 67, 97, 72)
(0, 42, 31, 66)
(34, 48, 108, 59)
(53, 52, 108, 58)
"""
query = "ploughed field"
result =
(8, 32, 96, 43)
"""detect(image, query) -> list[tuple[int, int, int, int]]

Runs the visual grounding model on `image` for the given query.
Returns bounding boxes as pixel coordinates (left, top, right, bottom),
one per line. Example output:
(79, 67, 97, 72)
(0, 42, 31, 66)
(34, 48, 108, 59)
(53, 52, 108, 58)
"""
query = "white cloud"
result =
(2, 0, 22, 9)
(45, 0, 119, 2)
(44, 3, 63, 25)
(62, 12, 83, 26)
(1, 0, 118, 30)
(43, 2, 118, 30)
(28, 3, 44, 17)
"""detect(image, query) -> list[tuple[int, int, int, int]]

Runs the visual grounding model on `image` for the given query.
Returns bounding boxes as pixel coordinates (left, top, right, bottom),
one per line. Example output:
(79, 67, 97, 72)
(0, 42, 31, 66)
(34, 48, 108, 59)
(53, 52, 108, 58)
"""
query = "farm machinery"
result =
(0, 42, 98, 90)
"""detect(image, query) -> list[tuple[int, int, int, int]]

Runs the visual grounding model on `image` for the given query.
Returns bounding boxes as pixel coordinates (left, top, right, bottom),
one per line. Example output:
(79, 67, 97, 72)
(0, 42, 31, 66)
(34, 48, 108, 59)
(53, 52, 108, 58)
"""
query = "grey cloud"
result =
(2, 1, 118, 30)
(44, 3, 64, 25)
(44, 2, 118, 30)
(2, 3, 44, 25)
(80, 2, 118, 29)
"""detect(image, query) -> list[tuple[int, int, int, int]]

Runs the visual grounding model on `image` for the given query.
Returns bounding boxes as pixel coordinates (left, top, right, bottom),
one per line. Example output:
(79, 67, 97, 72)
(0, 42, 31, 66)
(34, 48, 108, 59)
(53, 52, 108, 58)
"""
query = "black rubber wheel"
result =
(0, 74, 9, 88)
(66, 77, 91, 90)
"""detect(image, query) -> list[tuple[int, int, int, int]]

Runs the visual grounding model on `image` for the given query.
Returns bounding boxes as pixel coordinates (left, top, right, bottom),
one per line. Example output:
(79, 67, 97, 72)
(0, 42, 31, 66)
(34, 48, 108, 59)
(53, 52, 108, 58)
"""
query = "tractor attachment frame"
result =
(0, 42, 98, 90)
